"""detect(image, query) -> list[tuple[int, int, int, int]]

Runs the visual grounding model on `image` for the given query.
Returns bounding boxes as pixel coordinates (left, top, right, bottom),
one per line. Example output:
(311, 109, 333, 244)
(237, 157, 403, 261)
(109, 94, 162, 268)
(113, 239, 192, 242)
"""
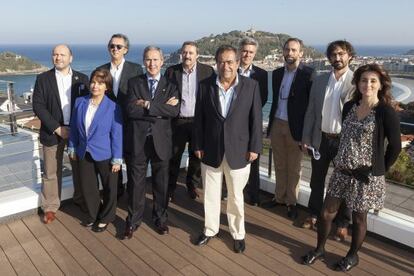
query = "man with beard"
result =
(264, 38, 313, 219)
(165, 41, 214, 201)
(301, 40, 355, 241)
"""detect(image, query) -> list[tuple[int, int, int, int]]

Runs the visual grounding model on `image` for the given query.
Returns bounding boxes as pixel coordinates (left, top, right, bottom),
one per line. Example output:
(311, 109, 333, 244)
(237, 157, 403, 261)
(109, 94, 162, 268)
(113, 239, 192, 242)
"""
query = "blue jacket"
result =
(68, 95, 123, 163)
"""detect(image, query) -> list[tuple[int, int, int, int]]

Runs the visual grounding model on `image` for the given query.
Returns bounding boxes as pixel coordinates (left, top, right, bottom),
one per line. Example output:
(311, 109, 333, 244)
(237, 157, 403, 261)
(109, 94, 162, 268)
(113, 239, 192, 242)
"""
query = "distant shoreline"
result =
(0, 66, 49, 76)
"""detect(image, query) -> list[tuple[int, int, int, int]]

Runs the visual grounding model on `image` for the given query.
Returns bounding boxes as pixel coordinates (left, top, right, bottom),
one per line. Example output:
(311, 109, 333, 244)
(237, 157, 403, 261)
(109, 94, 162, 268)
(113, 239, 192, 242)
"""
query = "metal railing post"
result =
(7, 82, 18, 135)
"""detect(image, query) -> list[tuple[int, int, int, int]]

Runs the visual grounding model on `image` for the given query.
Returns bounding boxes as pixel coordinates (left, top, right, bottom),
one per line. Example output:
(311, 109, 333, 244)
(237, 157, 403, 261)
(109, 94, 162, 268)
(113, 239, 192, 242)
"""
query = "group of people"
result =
(32, 33, 401, 271)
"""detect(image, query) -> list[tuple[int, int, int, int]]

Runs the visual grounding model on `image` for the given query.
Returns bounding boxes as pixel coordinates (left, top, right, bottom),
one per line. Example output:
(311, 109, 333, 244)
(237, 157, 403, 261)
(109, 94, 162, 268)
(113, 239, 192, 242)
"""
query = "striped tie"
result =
(149, 79, 157, 99)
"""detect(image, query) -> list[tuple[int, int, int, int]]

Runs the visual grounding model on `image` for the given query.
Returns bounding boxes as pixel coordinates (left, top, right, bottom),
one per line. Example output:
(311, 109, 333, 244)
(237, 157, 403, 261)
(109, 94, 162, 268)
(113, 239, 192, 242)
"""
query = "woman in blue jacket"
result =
(69, 68, 123, 232)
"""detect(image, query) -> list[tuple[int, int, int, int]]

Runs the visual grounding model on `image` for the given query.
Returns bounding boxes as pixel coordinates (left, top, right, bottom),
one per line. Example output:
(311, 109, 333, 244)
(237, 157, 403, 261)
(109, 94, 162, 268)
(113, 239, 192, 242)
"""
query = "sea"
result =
(1, 44, 413, 122)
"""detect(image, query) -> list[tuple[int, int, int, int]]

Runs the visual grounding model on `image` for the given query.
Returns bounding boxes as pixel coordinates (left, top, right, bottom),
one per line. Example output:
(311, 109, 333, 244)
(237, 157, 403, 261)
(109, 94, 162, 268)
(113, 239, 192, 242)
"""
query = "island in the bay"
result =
(0, 51, 48, 75)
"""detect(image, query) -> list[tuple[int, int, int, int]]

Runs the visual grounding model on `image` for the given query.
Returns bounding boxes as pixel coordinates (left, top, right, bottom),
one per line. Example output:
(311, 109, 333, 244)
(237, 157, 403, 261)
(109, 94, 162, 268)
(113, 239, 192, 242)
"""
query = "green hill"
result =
(165, 29, 323, 64)
(0, 51, 47, 74)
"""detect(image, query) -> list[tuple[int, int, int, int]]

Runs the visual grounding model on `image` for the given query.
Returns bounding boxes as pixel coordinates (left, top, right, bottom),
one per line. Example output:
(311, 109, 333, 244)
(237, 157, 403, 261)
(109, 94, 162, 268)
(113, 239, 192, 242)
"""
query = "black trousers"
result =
(168, 118, 201, 193)
(244, 155, 261, 202)
(126, 136, 169, 227)
(78, 152, 118, 223)
(308, 133, 351, 227)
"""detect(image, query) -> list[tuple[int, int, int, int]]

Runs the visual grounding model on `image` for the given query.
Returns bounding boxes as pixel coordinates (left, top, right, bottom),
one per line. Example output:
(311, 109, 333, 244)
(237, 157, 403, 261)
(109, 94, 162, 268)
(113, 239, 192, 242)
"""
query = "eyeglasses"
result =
(109, 44, 125, 50)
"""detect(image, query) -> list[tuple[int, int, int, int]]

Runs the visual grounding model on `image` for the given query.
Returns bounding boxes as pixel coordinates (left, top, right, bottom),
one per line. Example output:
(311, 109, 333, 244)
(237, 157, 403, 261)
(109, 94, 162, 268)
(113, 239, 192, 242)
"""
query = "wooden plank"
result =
(22, 215, 88, 276)
(0, 248, 17, 276)
(180, 264, 206, 276)
(0, 225, 39, 276)
(46, 214, 111, 275)
(7, 220, 63, 275)
(56, 209, 135, 276)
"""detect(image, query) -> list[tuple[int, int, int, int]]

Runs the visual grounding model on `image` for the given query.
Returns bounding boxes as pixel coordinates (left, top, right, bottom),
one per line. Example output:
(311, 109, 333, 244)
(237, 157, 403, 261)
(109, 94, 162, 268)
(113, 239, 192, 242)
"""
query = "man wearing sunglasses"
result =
(264, 38, 313, 219)
(97, 33, 143, 197)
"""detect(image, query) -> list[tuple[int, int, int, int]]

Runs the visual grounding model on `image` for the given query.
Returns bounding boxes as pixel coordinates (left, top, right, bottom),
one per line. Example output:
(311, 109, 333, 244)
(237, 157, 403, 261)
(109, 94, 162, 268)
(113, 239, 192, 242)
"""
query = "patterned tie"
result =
(149, 79, 157, 99)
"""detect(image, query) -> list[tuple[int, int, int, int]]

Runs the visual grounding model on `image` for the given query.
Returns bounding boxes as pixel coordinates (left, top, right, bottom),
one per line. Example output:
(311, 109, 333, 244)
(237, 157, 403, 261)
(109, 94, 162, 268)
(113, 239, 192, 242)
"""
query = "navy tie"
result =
(149, 79, 157, 99)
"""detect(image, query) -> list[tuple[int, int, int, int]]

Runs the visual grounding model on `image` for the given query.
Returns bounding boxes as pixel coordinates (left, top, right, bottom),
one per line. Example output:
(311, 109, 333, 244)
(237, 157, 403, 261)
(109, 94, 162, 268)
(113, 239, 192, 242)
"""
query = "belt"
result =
(322, 132, 340, 139)
(177, 116, 194, 120)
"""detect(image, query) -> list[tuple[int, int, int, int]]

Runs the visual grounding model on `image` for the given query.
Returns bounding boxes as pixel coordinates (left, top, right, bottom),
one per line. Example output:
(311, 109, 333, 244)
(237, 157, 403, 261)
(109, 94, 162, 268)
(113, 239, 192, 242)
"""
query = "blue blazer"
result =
(69, 95, 123, 163)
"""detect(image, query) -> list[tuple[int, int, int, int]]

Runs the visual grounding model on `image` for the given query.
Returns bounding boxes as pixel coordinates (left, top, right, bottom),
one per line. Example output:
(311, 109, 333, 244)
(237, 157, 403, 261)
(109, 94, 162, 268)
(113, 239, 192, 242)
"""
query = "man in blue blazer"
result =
(123, 46, 180, 239)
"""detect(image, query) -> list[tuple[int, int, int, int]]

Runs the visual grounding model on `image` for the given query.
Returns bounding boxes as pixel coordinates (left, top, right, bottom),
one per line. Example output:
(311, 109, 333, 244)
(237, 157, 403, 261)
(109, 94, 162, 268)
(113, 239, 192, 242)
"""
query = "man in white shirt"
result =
(302, 40, 356, 241)
(33, 44, 89, 223)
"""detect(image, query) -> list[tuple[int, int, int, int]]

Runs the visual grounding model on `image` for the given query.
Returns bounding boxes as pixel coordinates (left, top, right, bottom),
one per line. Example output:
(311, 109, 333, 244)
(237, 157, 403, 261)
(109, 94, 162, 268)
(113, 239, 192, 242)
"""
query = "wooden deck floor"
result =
(0, 178, 413, 275)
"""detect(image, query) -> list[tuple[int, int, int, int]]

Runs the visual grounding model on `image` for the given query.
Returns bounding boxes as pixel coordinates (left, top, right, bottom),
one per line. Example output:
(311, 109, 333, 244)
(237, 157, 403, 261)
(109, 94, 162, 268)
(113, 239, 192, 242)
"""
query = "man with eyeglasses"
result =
(164, 41, 214, 201)
(264, 38, 313, 219)
(193, 45, 262, 253)
(237, 37, 268, 207)
(301, 40, 355, 241)
(97, 33, 143, 197)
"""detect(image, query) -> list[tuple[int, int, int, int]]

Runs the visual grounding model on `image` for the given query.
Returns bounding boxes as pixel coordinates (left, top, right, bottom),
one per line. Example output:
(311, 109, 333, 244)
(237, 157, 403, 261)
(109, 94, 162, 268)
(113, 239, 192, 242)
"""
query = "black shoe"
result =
(335, 255, 359, 271)
(195, 233, 216, 246)
(80, 221, 94, 227)
(123, 223, 139, 240)
(187, 188, 199, 200)
(287, 205, 298, 219)
(245, 198, 260, 207)
(302, 250, 325, 265)
(261, 198, 284, 208)
(92, 223, 108, 233)
(155, 223, 169, 235)
(233, 239, 245, 253)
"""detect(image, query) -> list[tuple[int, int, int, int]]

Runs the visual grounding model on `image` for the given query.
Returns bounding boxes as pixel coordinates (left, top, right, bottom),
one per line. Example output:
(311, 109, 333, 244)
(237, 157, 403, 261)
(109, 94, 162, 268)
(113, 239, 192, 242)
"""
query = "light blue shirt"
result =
(275, 67, 296, 121)
(216, 75, 239, 118)
(180, 64, 197, 117)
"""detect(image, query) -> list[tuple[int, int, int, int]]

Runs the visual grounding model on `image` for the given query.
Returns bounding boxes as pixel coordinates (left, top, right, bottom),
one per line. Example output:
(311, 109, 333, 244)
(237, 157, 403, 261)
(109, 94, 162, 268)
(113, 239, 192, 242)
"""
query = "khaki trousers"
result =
(41, 139, 83, 212)
(270, 119, 303, 206)
(201, 156, 250, 240)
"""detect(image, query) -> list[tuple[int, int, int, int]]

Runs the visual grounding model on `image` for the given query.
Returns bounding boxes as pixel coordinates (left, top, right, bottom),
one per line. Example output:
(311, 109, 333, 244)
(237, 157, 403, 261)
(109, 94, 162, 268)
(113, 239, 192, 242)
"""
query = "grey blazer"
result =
(301, 70, 355, 150)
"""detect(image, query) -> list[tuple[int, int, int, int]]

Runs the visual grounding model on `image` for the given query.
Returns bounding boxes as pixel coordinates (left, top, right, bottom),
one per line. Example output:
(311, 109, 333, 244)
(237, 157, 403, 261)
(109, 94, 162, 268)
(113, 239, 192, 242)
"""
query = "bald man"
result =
(33, 44, 89, 224)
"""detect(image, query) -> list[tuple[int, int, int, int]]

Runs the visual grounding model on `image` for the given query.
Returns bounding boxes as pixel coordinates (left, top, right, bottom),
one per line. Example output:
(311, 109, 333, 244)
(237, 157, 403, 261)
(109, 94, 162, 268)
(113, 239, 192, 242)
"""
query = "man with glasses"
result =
(98, 34, 143, 197)
(193, 45, 262, 253)
(264, 38, 313, 219)
(301, 40, 355, 241)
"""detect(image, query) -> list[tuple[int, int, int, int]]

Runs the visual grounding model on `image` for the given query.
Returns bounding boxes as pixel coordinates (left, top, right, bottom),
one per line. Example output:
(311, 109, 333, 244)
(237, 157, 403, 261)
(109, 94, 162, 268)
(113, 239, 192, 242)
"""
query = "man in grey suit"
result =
(97, 33, 143, 197)
(301, 40, 355, 241)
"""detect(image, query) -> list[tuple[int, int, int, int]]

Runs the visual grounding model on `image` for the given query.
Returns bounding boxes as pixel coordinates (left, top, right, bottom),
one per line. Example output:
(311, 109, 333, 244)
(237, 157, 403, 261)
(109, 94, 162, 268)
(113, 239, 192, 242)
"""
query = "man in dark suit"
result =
(32, 44, 88, 224)
(123, 46, 179, 239)
(164, 41, 214, 201)
(194, 45, 262, 253)
(302, 40, 355, 241)
(238, 37, 268, 206)
(97, 33, 143, 197)
(264, 38, 313, 219)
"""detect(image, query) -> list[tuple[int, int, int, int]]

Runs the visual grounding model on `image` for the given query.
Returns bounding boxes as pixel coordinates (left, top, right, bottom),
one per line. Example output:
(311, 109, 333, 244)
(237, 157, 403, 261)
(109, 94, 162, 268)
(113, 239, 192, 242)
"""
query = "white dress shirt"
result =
(321, 70, 351, 134)
(110, 58, 125, 97)
(85, 99, 99, 137)
(216, 75, 239, 118)
(238, 64, 253, 78)
(55, 68, 73, 125)
(180, 64, 197, 117)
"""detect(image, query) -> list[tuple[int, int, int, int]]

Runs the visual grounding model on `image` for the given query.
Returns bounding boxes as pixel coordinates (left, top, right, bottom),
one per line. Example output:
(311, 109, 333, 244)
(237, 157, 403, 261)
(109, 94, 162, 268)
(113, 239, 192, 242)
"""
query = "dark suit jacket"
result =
(97, 60, 143, 107)
(250, 65, 268, 106)
(164, 62, 214, 107)
(267, 64, 313, 141)
(32, 68, 89, 146)
(194, 75, 263, 169)
(125, 74, 179, 160)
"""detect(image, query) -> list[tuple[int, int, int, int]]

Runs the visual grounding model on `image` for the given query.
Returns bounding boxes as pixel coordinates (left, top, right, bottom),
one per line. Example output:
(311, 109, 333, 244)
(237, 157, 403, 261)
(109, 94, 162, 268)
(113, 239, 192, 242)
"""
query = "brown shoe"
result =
(334, 227, 348, 242)
(302, 216, 317, 230)
(43, 212, 56, 224)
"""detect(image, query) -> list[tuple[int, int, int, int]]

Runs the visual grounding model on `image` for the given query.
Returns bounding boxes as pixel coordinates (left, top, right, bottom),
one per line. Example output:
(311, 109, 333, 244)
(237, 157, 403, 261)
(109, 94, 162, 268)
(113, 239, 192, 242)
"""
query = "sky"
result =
(1, 0, 413, 46)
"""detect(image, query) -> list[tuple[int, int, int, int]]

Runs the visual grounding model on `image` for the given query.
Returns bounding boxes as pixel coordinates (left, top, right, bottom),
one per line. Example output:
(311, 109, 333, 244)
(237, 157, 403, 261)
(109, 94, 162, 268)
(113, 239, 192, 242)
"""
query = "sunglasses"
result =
(109, 44, 125, 50)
